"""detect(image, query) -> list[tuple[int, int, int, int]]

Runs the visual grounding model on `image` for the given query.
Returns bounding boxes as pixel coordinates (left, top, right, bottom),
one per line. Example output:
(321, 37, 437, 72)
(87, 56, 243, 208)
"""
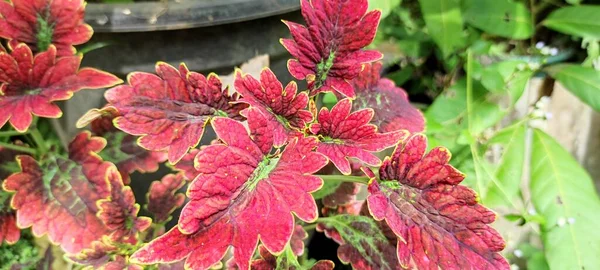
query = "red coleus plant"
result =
(0, 0, 510, 269)
(0, 0, 93, 55)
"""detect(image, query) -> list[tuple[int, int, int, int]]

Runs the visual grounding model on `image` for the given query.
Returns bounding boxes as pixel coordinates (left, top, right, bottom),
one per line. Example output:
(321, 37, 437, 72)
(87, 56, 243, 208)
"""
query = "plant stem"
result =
(317, 174, 371, 185)
(0, 130, 28, 137)
(29, 127, 48, 154)
(302, 223, 317, 231)
(0, 141, 37, 155)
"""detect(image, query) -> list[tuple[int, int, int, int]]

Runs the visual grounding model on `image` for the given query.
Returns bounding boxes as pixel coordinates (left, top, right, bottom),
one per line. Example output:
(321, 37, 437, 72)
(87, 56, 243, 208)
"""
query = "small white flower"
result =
(557, 217, 567, 227)
(536, 41, 546, 49)
(517, 63, 527, 71)
(528, 62, 541, 70)
(511, 264, 520, 270)
(541, 47, 551, 55)
(545, 112, 553, 120)
(513, 249, 524, 258)
(528, 208, 537, 215)
(549, 47, 559, 56)
(568, 217, 576, 224)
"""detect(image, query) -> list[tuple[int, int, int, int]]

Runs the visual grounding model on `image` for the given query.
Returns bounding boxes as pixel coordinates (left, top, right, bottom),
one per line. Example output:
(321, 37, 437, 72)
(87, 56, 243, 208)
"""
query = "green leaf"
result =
(463, 0, 533, 39)
(543, 6, 600, 39)
(418, 0, 464, 57)
(312, 181, 342, 200)
(547, 64, 600, 112)
(530, 129, 600, 270)
(484, 122, 526, 207)
(369, 0, 402, 19)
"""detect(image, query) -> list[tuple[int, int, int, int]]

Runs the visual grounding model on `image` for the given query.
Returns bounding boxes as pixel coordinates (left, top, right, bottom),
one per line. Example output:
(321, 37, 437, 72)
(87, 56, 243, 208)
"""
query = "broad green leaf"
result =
(312, 181, 342, 200)
(484, 122, 526, 207)
(530, 129, 600, 270)
(544, 6, 600, 39)
(547, 64, 600, 112)
(481, 60, 533, 103)
(369, 0, 401, 18)
(419, 0, 464, 57)
(463, 0, 533, 39)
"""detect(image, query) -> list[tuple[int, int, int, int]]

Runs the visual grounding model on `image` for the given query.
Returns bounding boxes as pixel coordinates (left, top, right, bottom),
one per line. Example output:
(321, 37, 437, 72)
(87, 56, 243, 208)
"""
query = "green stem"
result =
(302, 223, 317, 231)
(0, 141, 37, 155)
(317, 174, 371, 185)
(0, 130, 28, 137)
(29, 127, 48, 154)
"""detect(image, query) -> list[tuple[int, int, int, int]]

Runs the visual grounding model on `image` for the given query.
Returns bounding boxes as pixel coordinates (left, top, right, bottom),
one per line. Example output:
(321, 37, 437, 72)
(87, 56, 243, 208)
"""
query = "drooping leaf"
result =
(351, 62, 425, 133)
(146, 174, 186, 224)
(530, 129, 600, 269)
(0, 212, 19, 245)
(463, 0, 533, 40)
(131, 116, 328, 270)
(484, 122, 526, 207)
(543, 6, 600, 39)
(317, 214, 399, 270)
(281, 0, 383, 97)
(547, 64, 600, 112)
(105, 62, 247, 164)
(81, 107, 168, 184)
(2, 132, 114, 254)
(68, 240, 116, 268)
(0, 0, 93, 55)
(0, 44, 122, 132)
(322, 182, 361, 209)
(419, 0, 464, 57)
(310, 98, 408, 175)
(234, 68, 312, 147)
(366, 134, 509, 269)
(97, 168, 151, 243)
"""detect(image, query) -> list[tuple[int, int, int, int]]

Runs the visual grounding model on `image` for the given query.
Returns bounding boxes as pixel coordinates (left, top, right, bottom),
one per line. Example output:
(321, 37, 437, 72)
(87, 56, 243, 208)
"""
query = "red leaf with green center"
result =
(97, 168, 151, 243)
(0, 212, 19, 244)
(234, 68, 312, 147)
(250, 245, 335, 270)
(130, 116, 328, 270)
(351, 63, 425, 133)
(366, 134, 509, 270)
(0, 44, 122, 132)
(105, 62, 247, 164)
(281, 0, 382, 97)
(310, 98, 408, 175)
(82, 107, 168, 184)
(0, 0, 93, 55)
(147, 174, 186, 224)
(172, 148, 200, 181)
(1, 132, 116, 253)
(317, 214, 399, 270)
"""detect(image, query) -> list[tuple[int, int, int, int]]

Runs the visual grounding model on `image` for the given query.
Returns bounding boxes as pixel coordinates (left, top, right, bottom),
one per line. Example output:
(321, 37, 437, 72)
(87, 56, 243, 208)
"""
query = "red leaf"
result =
(131, 117, 328, 270)
(351, 62, 425, 133)
(0, 0, 93, 56)
(172, 149, 200, 181)
(0, 212, 19, 244)
(281, 0, 382, 97)
(105, 62, 247, 164)
(234, 68, 311, 147)
(147, 174, 186, 224)
(310, 98, 408, 175)
(322, 182, 361, 209)
(317, 214, 399, 270)
(97, 168, 152, 243)
(68, 240, 116, 268)
(2, 132, 115, 253)
(249, 245, 334, 270)
(0, 44, 122, 132)
(366, 134, 509, 269)
(82, 107, 168, 184)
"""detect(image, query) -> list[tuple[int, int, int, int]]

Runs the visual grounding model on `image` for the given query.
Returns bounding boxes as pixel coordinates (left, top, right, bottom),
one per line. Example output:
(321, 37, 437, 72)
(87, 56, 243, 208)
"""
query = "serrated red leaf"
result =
(105, 62, 247, 164)
(281, 0, 382, 97)
(351, 62, 425, 133)
(2, 132, 114, 253)
(97, 168, 151, 243)
(234, 69, 311, 147)
(0, 212, 19, 244)
(0, 44, 122, 132)
(131, 116, 328, 270)
(83, 107, 168, 184)
(322, 182, 361, 209)
(309, 98, 408, 175)
(68, 240, 116, 268)
(317, 214, 399, 270)
(0, 0, 93, 56)
(172, 149, 200, 181)
(147, 174, 186, 224)
(366, 134, 509, 270)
